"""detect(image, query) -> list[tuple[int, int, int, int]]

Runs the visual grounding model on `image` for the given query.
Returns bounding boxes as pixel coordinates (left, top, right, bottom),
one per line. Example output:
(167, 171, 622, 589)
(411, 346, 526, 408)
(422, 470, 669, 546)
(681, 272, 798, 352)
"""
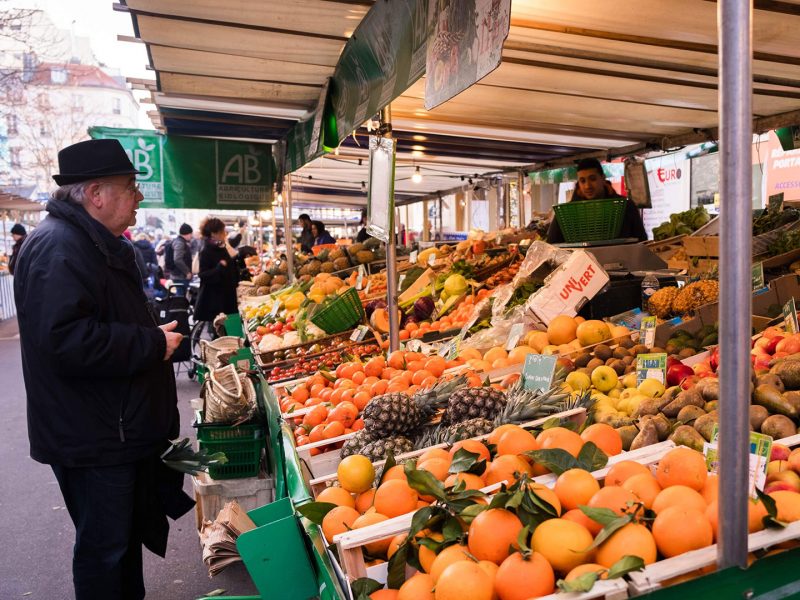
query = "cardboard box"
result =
(527, 250, 610, 325)
(683, 236, 720, 257)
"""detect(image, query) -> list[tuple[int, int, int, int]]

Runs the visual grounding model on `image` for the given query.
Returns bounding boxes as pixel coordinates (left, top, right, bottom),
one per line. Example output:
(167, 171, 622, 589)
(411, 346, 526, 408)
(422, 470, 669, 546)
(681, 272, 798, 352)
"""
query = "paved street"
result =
(0, 319, 258, 599)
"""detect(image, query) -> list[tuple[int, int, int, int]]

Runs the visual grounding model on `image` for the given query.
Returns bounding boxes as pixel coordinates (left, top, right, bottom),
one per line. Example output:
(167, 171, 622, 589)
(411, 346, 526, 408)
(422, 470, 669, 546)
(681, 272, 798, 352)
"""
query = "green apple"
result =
(619, 387, 638, 400)
(566, 371, 592, 392)
(638, 378, 666, 398)
(622, 373, 638, 389)
(591, 365, 619, 393)
(608, 387, 622, 399)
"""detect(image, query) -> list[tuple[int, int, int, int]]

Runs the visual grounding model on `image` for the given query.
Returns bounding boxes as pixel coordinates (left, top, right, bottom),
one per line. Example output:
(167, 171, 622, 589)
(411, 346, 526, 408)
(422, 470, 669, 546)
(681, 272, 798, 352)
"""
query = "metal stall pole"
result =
(271, 208, 278, 249)
(283, 176, 295, 284)
(518, 171, 526, 228)
(717, 0, 753, 570)
(382, 105, 400, 352)
(438, 196, 443, 240)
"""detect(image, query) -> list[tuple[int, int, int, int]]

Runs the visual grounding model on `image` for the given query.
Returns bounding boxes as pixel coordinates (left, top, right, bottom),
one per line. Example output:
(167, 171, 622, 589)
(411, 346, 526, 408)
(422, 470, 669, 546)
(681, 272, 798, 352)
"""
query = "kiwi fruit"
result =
(621, 355, 635, 365)
(574, 353, 592, 368)
(613, 347, 631, 359)
(594, 344, 612, 361)
(678, 347, 697, 359)
(587, 358, 605, 371)
(610, 359, 626, 376)
(619, 337, 635, 349)
(651, 346, 667, 355)
(631, 344, 650, 356)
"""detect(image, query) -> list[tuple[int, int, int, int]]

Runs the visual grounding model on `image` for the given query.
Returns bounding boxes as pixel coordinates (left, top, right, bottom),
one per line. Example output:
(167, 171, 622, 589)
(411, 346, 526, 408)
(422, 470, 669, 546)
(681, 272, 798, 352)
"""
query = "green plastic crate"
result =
(195, 413, 265, 480)
(310, 286, 365, 334)
(553, 197, 626, 242)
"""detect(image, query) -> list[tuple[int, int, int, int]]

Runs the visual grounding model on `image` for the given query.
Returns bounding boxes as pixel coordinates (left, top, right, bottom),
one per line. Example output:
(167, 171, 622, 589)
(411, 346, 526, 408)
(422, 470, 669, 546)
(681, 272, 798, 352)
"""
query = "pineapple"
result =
(340, 430, 376, 458)
(362, 375, 467, 437)
(357, 436, 416, 462)
(672, 280, 719, 315)
(648, 287, 680, 319)
(442, 386, 507, 425)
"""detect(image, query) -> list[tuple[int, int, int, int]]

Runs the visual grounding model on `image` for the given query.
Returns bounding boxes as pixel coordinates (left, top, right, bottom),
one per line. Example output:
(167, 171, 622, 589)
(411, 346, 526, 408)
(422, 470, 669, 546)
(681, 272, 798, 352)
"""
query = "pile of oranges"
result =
(354, 444, 800, 600)
(279, 350, 489, 453)
(399, 290, 492, 341)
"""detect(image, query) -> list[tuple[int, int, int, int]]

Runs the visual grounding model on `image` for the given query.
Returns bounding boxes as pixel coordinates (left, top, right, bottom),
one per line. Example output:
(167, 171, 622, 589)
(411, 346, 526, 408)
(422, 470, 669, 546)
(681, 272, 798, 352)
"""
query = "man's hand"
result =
(159, 320, 183, 361)
(219, 260, 228, 267)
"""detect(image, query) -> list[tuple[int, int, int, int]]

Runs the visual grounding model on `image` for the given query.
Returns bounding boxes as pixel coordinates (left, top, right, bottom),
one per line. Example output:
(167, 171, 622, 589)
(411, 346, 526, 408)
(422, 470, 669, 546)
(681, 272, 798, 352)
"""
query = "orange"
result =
(580, 423, 623, 456)
(587, 486, 637, 517)
(528, 482, 562, 515)
(487, 424, 521, 447)
(554, 468, 601, 511)
(303, 404, 328, 427)
(485, 455, 532, 487)
(468, 509, 523, 564)
(354, 487, 376, 513)
(701, 474, 719, 505)
(531, 518, 595, 574)
(291, 386, 310, 403)
(460, 348, 483, 361)
(417, 532, 444, 573)
(497, 428, 539, 457)
(337, 455, 376, 493)
(507, 345, 536, 365)
(364, 357, 385, 378)
(419, 448, 451, 464)
(387, 350, 406, 370)
(353, 391, 372, 410)
(351, 371, 367, 385)
(412, 369, 434, 386)
(369, 591, 398, 600)
(536, 427, 584, 458)
(308, 424, 325, 443)
(596, 523, 657, 567)
(445, 472, 485, 491)
(374, 479, 419, 518)
(382, 464, 407, 482)
(429, 543, 471, 583)
(769, 490, 800, 522)
(706, 499, 767, 539)
(651, 485, 707, 515)
(604, 460, 651, 487)
(407, 360, 425, 372)
(418, 457, 451, 482)
(565, 563, 607, 582)
(388, 533, 406, 559)
(424, 356, 447, 377)
(492, 358, 511, 370)
(435, 560, 494, 600)
(562, 507, 603, 536)
(316, 486, 355, 509)
(494, 551, 555, 600)
(321, 505, 360, 543)
(322, 421, 345, 439)
(398, 573, 435, 600)
(622, 473, 662, 509)
(655, 447, 708, 491)
(353, 512, 392, 555)
(652, 506, 713, 558)
(547, 315, 578, 345)
(483, 347, 508, 364)
(450, 440, 491, 462)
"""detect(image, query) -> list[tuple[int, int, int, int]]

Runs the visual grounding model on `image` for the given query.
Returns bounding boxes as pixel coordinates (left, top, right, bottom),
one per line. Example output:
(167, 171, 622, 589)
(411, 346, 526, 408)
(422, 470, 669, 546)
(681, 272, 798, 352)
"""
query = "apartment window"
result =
(10, 148, 21, 167)
(7, 114, 18, 135)
(50, 67, 67, 84)
(112, 97, 121, 115)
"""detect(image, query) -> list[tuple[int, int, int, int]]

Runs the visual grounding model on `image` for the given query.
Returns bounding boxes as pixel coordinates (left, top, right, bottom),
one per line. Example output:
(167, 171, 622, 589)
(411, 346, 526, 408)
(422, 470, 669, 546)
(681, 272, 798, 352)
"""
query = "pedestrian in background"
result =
(169, 223, 193, 292)
(194, 217, 239, 322)
(8, 223, 27, 275)
(311, 220, 336, 246)
(298, 213, 314, 253)
(13, 139, 192, 600)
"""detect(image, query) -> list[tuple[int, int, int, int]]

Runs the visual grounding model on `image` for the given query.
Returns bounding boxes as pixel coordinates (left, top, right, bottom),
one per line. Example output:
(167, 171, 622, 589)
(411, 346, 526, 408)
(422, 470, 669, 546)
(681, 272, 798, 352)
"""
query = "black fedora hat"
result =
(52, 139, 144, 185)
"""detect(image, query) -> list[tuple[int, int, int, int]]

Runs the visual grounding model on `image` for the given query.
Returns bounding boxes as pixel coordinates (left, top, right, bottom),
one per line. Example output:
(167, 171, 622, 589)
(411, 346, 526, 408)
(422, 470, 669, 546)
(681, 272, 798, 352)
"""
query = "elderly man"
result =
(13, 139, 191, 599)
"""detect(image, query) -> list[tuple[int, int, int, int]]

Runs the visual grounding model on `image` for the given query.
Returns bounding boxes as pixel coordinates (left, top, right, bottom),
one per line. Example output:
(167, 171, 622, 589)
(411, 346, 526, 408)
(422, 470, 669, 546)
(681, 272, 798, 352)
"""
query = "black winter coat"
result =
(133, 238, 157, 266)
(193, 239, 239, 321)
(13, 199, 179, 467)
(8, 235, 25, 275)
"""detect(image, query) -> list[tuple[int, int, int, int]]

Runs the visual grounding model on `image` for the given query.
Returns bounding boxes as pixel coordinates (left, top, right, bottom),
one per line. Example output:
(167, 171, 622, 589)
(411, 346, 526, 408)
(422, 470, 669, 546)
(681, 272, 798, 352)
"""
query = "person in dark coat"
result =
(8, 222, 26, 275)
(13, 139, 191, 600)
(356, 209, 371, 243)
(298, 213, 314, 253)
(546, 157, 647, 244)
(193, 217, 239, 321)
(312, 220, 336, 245)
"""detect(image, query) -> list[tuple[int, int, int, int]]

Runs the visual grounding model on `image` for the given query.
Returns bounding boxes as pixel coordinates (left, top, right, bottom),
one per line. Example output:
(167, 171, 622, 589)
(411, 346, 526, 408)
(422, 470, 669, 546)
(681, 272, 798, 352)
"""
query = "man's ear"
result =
(85, 182, 104, 209)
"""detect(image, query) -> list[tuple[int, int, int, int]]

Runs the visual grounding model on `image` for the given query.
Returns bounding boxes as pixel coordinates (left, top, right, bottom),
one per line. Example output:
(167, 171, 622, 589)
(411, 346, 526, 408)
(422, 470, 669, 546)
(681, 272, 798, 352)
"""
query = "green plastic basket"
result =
(194, 412, 265, 479)
(310, 286, 365, 334)
(553, 198, 626, 242)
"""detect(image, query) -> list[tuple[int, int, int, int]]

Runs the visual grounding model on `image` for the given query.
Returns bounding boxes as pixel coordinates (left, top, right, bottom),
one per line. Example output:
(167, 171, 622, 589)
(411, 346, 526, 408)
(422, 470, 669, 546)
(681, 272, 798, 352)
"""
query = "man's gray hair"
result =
(51, 181, 92, 206)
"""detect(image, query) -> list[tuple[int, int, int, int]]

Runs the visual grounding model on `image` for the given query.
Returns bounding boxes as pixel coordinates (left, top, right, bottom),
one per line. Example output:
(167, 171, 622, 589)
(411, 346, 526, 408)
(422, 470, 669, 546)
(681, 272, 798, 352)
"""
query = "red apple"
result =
(789, 451, 800, 473)
(766, 470, 800, 492)
(765, 336, 785, 355)
(667, 363, 695, 387)
(709, 347, 720, 371)
(776, 337, 800, 355)
(763, 326, 785, 340)
(680, 375, 700, 390)
(754, 355, 772, 373)
(768, 460, 791, 475)
(764, 481, 799, 494)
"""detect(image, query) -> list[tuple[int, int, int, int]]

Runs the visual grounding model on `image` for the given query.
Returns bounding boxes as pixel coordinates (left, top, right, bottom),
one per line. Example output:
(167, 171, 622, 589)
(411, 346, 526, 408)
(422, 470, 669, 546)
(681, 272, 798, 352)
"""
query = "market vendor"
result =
(546, 158, 647, 244)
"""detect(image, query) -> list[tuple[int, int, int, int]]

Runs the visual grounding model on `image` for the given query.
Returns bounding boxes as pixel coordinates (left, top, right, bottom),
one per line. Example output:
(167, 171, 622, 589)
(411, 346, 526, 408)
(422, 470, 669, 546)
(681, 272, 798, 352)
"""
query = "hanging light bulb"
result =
(412, 166, 422, 184)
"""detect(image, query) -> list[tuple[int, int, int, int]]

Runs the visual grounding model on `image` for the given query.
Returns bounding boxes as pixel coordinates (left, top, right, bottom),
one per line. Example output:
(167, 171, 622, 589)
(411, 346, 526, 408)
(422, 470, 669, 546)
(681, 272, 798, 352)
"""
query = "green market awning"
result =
(89, 127, 274, 210)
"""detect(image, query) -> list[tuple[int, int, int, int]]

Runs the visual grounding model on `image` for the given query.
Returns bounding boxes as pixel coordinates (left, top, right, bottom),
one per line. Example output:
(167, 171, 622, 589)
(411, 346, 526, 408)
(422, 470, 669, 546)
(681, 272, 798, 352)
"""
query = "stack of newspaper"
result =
(199, 500, 256, 576)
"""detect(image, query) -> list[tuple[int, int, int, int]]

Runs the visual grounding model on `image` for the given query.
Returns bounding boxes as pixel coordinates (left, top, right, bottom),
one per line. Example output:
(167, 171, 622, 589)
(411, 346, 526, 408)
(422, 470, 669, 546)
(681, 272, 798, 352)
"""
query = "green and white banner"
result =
(89, 127, 273, 210)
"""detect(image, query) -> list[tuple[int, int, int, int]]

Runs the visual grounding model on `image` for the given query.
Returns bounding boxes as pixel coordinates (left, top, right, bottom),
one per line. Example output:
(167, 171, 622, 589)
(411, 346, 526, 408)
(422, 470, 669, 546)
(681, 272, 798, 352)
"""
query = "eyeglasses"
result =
(98, 181, 141, 195)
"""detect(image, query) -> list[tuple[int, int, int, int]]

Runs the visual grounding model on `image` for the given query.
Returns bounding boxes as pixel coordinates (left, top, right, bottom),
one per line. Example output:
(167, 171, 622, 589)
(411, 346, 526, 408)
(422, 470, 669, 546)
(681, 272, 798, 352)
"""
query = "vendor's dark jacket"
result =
(546, 188, 648, 244)
(13, 199, 179, 468)
(194, 238, 239, 321)
(299, 226, 314, 254)
(8, 235, 26, 275)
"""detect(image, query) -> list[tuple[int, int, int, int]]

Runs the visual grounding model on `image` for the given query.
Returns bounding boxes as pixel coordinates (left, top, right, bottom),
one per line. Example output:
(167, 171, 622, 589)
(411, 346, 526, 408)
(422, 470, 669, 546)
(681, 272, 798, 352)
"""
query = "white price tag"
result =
(350, 325, 369, 342)
(364, 278, 372, 295)
(505, 323, 525, 352)
(270, 301, 281, 318)
(428, 253, 436, 266)
(356, 265, 366, 290)
(409, 250, 418, 264)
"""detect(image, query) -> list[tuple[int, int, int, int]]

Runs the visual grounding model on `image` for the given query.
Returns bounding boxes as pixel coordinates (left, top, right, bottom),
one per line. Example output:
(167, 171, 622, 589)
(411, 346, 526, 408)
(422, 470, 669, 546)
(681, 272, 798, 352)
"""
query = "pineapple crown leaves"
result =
(524, 441, 608, 476)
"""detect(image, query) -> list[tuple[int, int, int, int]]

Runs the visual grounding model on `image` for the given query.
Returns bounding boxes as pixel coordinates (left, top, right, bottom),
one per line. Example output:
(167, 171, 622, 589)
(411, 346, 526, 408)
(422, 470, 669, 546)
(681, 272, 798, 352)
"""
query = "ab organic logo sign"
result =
(121, 136, 163, 202)
(215, 142, 271, 205)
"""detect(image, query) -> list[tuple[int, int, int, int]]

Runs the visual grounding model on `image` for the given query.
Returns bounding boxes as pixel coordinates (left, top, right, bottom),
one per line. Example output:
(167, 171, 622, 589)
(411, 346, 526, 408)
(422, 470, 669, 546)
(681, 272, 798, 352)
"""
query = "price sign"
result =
(350, 325, 370, 342)
(269, 300, 281, 318)
(636, 353, 667, 385)
(405, 339, 423, 352)
(506, 323, 525, 352)
(752, 262, 765, 291)
(356, 264, 366, 290)
(438, 335, 462, 359)
(704, 425, 772, 499)
(428, 252, 437, 266)
(364, 278, 372, 295)
(784, 298, 799, 334)
(409, 250, 418, 264)
(522, 354, 558, 392)
(639, 316, 657, 348)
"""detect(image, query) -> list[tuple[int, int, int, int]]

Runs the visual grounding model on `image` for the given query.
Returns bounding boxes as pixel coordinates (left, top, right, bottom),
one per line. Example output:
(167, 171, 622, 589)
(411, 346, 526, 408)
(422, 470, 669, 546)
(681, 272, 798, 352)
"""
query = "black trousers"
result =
(52, 462, 145, 600)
